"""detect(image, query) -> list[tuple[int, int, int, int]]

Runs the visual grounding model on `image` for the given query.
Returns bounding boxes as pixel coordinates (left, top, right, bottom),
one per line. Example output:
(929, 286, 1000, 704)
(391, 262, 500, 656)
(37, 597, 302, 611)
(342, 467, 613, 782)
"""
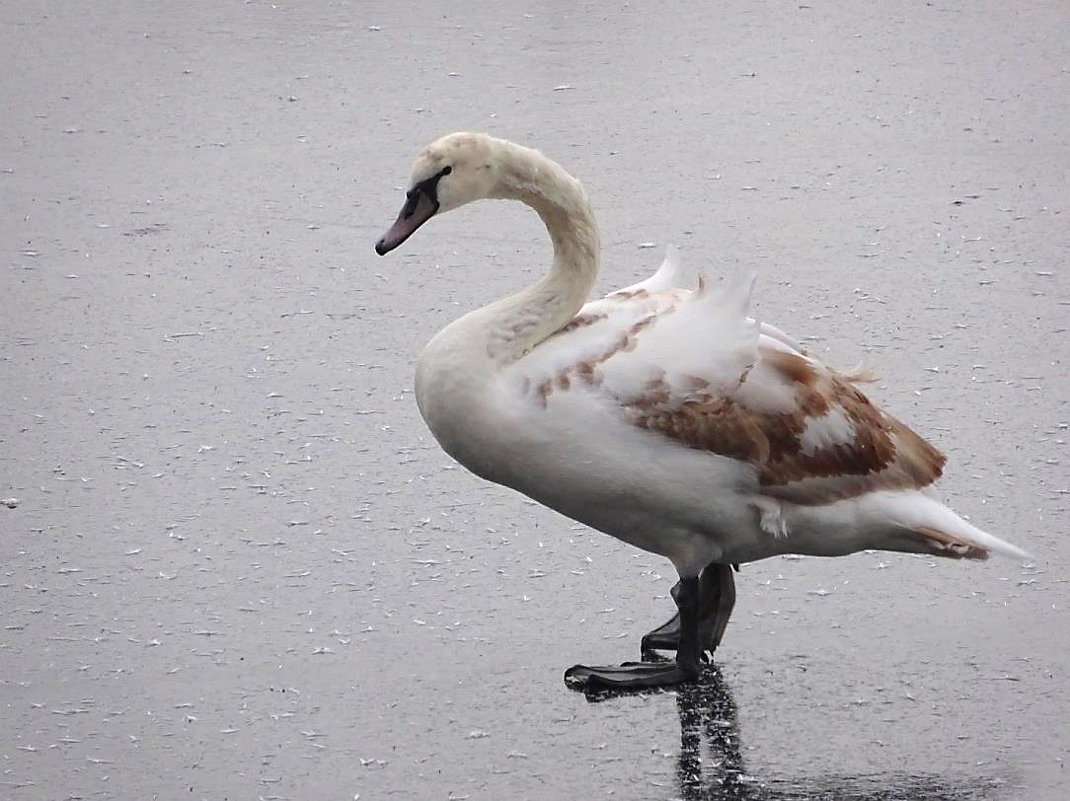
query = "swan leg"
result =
(565, 575, 702, 690)
(641, 563, 737, 656)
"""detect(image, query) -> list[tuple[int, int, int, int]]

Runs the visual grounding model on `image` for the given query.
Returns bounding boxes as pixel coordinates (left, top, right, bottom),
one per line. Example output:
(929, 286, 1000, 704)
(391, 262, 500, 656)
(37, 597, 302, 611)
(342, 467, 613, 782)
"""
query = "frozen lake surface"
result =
(2, 1, 1067, 798)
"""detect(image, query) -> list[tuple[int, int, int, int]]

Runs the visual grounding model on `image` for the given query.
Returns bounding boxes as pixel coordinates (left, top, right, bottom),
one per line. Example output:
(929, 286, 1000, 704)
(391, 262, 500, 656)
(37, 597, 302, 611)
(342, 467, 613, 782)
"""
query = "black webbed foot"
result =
(566, 575, 704, 693)
(564, 659, 700, 691)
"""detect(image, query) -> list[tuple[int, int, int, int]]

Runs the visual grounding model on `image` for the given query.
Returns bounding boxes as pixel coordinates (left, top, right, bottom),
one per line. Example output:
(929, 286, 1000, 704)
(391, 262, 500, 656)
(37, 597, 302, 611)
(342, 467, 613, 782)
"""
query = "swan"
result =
(374, 132, 1027, 690)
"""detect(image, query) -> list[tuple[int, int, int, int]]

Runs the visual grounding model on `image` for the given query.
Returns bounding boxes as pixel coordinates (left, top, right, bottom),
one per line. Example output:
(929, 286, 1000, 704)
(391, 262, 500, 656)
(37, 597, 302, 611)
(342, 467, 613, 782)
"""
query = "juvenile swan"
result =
(375, 132, 1027, 690)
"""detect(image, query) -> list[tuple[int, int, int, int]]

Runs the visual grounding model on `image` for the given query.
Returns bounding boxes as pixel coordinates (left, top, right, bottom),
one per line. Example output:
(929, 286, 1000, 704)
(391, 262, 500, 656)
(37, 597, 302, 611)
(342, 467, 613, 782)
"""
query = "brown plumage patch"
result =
(535, 379, 552, 409)
(761, 347, 819, 387)
(560, 311, 608, 333)
(574, 359, 599, 385)
(530, 314, 658, 405)
(629, 375, 671, 410)
(624, 346, 946, 504)
(622, 315, 657, 349)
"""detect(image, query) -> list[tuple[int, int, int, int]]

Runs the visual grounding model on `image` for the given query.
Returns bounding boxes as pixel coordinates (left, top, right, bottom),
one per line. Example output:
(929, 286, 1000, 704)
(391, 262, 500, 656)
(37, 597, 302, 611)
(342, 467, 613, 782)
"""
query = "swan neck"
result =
(487, 143, 600, 363)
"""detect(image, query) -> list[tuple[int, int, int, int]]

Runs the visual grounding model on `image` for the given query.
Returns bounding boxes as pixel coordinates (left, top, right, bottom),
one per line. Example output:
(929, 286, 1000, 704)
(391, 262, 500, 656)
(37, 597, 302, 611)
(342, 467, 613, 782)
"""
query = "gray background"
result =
(2, 1, 1067, 799)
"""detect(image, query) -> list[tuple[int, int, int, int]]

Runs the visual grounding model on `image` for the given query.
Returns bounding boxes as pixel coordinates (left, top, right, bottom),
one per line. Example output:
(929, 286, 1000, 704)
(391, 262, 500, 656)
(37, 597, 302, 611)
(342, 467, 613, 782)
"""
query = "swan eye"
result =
(405, 165, 454, 216)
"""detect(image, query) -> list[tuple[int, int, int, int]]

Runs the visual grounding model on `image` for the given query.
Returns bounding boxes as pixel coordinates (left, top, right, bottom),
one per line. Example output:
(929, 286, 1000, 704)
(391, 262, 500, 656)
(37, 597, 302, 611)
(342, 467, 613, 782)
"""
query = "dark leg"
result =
(565, 575, 702, 690)
(641, 563, 737, 656)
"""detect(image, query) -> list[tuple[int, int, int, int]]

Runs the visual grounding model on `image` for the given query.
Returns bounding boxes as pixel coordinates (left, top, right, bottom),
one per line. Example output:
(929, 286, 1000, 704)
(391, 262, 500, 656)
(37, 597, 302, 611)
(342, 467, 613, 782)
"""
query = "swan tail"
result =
(911, 526, 991, 560)
(864, 491, 1029, 561)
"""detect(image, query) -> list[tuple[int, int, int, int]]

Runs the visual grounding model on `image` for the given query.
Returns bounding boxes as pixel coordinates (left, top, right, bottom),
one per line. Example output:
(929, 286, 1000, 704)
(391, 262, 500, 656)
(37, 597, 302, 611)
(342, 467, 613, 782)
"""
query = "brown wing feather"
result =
(625, 347, 945, 504)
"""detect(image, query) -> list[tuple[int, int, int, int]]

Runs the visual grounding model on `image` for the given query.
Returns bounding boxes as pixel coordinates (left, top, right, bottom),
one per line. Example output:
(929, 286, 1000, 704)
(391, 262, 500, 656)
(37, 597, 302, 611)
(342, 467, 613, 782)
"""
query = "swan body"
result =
(376, 132, 1027, 688)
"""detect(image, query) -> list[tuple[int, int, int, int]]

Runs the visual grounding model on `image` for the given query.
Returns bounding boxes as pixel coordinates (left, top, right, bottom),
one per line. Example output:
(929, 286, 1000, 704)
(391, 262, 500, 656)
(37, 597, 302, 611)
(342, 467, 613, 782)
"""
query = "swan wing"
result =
(650, 341, 947, 505)
(513, 266, 944, 506)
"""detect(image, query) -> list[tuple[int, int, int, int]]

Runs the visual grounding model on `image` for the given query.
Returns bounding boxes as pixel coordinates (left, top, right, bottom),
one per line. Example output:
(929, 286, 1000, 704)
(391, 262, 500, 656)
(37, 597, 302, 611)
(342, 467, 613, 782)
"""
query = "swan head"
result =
(375, 132, 502, 255)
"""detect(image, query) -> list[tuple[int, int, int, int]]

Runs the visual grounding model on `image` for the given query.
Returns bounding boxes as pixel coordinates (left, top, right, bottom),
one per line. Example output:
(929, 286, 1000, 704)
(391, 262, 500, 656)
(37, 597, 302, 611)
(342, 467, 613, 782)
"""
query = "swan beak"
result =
(375, 188, 438, 255)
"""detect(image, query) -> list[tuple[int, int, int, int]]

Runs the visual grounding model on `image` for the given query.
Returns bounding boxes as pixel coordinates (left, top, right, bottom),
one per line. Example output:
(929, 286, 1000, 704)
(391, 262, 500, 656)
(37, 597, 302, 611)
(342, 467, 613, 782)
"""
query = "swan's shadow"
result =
(582, 665, 1010, 801)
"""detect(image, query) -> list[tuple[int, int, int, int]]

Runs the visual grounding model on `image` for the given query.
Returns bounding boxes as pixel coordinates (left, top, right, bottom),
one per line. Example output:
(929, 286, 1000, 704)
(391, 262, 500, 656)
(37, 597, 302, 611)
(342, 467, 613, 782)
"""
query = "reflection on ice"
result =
(579, 664, 1009, 801)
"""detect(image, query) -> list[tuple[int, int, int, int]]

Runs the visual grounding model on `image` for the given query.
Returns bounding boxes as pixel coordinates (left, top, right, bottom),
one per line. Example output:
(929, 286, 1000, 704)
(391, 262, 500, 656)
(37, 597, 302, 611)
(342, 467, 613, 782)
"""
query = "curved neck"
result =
(482, 142, 601, 364)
